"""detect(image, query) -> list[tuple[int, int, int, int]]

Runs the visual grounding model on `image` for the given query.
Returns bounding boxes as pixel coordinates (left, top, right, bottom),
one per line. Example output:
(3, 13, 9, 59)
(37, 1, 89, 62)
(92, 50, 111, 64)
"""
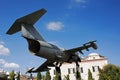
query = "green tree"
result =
(88, 69, 94, 80)
(46, 71, 51, 80)
(75, 71, 81, 80)
(37, 72, 42, 80)
(3, 73, 7, 80)
(54, 71, 59, 80)
(64, 74, 70, 80)
(99, 64, 120, 80)
(9, 70, 15, 80)
(42, 75, 45, 80)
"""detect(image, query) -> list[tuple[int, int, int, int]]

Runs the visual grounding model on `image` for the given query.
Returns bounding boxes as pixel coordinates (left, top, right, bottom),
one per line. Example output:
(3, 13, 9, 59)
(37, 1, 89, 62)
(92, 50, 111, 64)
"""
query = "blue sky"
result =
(0, 0, 120, 74)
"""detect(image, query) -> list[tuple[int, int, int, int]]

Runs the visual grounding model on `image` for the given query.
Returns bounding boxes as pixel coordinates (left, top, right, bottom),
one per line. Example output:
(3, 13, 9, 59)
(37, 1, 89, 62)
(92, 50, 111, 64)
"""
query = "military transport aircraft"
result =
(6, 8, 97, 78)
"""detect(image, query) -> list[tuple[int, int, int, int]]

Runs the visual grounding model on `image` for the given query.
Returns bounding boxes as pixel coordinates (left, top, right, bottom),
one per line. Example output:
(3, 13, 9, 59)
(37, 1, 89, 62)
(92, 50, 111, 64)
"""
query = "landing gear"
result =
(29, 73, 33, 80)
(55, 66, 61, 80)
(76, 65, 80, 80)
(75, 58, 81, 80)
(26, 72, 33, 80)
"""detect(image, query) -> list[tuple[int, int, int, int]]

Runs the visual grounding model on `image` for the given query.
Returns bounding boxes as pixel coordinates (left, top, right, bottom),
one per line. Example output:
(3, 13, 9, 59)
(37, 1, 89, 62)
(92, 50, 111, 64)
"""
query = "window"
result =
(92, 66, 95, 72)
(54, 70, 56, 75)
(97, 66, 100, 71)
(80, 67, 83, 73)
(73, 68, 75, 73)
(68, 68, 70, 74)
(93, 57, 95, 60)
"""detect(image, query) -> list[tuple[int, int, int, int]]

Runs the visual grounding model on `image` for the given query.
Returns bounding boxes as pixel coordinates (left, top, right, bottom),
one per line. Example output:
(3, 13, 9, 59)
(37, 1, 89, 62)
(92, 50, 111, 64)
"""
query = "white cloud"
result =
(75, 0, 86, 3)
(0, 59, 20, 69)
(4, 63, 19, 68)
(68, 0, 88, 9)
(47, 21, 64, 31)
(0, 59, 6, 64)
(0, 44, 10, 56)
(0, 41, 5, 44)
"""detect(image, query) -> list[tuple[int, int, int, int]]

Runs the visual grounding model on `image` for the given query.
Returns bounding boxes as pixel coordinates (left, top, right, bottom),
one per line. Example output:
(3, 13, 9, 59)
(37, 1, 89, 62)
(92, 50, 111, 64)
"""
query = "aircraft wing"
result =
(64, 46, 86, 54)
(64, 41, 97, 54)
(26, 60, 54, 73)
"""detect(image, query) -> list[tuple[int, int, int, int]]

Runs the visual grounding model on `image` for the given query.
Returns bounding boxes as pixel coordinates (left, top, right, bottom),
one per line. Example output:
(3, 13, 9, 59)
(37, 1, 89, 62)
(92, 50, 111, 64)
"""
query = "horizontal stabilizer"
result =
(26, 60, 54, 73)
(6, 8, 47, 35)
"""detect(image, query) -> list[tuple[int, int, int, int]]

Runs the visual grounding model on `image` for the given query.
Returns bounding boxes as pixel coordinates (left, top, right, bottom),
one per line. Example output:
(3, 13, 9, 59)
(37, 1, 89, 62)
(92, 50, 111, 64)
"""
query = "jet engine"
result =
(25, 38, 40, 53)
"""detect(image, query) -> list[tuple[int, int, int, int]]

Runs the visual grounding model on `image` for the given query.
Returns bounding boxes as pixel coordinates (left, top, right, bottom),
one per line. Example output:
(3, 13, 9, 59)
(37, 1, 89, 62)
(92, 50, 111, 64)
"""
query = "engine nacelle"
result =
(25, 37, 60, 60)
(27, 38, 40, 53)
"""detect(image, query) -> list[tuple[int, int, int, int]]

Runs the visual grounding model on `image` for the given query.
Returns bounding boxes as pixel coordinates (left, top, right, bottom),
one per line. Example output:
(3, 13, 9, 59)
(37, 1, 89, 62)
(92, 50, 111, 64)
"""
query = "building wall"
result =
(80, 59, 108, 80)
(49, 53, 108, 80)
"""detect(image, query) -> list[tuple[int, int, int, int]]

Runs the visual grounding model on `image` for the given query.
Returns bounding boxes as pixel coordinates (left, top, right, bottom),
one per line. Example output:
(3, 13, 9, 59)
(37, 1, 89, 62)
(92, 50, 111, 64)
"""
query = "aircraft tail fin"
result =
(6, 8, 46, 41)
(21, 24, 45, 41)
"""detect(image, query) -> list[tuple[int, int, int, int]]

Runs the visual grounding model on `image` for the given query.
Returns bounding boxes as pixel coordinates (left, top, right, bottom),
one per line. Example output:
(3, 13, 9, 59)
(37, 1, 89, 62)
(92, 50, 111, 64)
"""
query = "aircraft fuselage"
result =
(26, 38, 70, 63)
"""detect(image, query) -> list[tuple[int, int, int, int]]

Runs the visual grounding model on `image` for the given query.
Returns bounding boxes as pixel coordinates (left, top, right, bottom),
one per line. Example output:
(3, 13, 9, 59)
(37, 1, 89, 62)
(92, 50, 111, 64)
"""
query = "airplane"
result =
(6, 8, 97, 78)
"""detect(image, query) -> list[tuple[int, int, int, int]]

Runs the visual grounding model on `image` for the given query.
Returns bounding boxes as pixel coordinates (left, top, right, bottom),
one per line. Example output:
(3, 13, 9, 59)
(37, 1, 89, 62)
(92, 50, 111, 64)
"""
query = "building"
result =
(49, 53, 108, 80)
(0, 70, 35, 80)
(0, 71, 8, 80)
